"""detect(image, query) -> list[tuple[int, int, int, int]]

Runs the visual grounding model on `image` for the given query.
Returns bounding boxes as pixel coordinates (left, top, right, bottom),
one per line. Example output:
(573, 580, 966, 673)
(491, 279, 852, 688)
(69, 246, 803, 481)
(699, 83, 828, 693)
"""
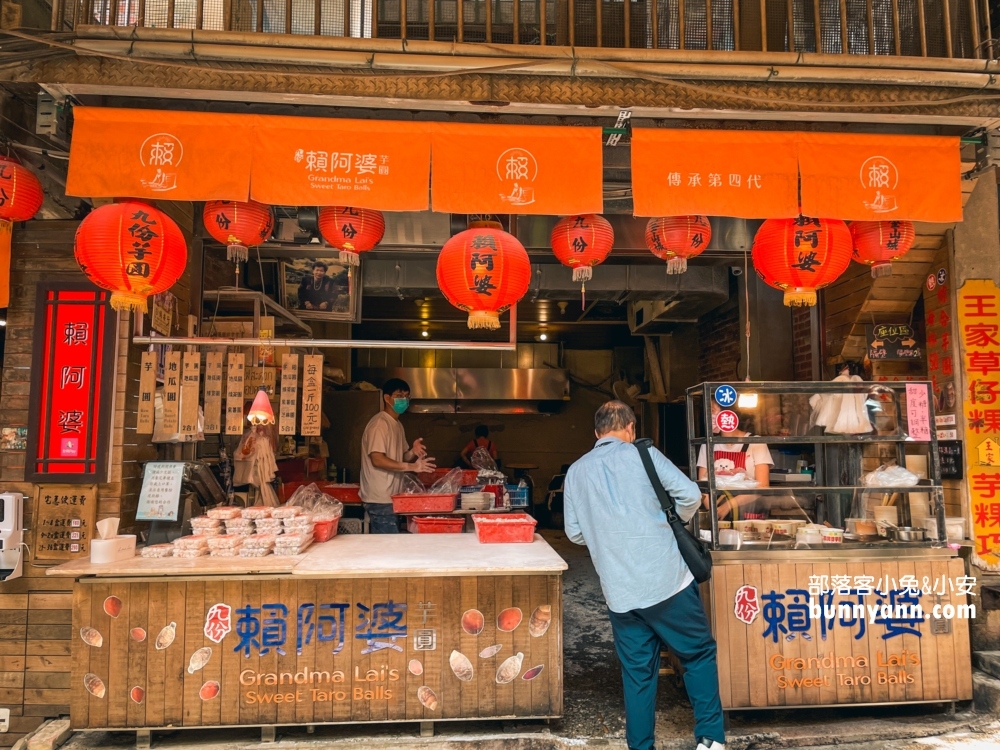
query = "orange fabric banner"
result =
(631, 130, 801, 219)
(66, 107, 254, 201)
(431, 124, 603, 215)
(249, 117, 431, 210)
(799, 133, 961, 222)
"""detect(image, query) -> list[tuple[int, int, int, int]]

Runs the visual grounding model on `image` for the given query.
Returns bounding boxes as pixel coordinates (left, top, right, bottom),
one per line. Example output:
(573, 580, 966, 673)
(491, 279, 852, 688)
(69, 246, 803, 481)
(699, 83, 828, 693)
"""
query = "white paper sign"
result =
(136, 462, 186, 522)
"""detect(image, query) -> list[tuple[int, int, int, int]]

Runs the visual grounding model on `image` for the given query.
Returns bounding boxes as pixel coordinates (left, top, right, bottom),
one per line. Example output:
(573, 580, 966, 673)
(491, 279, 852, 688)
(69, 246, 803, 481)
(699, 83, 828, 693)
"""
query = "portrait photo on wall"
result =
(281, 257, 360, 322)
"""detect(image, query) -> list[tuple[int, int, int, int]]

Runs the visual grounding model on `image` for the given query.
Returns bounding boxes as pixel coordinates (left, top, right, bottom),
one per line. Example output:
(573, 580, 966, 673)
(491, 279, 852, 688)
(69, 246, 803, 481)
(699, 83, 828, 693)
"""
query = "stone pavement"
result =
(55, 531, 989, 750)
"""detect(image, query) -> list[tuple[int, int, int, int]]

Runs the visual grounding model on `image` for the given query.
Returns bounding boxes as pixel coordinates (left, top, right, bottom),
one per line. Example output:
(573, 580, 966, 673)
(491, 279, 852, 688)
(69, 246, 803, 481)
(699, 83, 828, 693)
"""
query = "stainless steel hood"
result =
(353, 366, 569, 414)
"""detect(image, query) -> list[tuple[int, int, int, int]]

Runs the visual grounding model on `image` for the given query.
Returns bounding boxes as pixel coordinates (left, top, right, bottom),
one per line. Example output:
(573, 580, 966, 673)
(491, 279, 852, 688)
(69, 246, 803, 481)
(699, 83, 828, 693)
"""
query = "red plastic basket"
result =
(313, 518, 340, 543)
(417, 469, 480, 487)
(391, 493, 457, 514)
(281, 482, 362, 505)
(472, 513, 538, 544)
(407, 516, 466, 534)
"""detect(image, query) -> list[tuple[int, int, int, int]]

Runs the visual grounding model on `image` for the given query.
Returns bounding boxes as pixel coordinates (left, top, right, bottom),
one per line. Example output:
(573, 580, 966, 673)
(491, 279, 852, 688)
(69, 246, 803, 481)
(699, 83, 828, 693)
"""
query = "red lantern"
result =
(645, 216, 712, 274)
(850, 220, 915, 278)
(74, 201, 188, 314)
(436, 221, 531, 330)
(550, 214, 614, 305)
(752, 217, 852, 307)
(318, 207, 385, 266)
(0, 158, 43, 223)
(203, 200, 274, 263)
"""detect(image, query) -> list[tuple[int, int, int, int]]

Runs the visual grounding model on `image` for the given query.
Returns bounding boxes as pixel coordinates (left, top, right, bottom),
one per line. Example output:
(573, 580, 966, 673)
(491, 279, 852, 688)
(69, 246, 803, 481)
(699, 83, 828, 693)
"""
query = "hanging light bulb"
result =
(247, 385, 275, 425)
(737, 392, 759, 409)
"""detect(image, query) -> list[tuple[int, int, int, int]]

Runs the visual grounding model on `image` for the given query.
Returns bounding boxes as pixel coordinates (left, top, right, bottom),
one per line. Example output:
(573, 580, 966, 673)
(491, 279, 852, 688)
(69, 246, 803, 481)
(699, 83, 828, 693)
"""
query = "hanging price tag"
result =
(225, 352, 245, 435)
(180, 352, 201, 436)
(161, 351, 182, 434)
(137, 350, 157, 435)
(300, 354, 323, 436)
(279, 354, 299, 436)
(202, 352, 224, 434)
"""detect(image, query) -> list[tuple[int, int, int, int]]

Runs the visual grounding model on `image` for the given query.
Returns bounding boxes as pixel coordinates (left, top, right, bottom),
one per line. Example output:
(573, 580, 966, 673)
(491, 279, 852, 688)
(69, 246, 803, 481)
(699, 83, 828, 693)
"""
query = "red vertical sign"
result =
(27, 285, 116, 482)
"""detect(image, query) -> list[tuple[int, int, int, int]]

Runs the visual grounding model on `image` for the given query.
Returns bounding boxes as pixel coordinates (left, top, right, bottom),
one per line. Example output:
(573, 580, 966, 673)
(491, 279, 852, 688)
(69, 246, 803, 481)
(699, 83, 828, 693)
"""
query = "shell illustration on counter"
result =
(449, 650, 475, 682)
(479, 644, 502, 659)
(529, 605, 552, 637)
(84, 673, 106, 698)
(130, 686, 145, 704)
(417, 686, 439, 711)
(199, 681, 220, 701)
(103, 596, 123, 618)
(522, 665, 544, 681)
(461, 609, 485, 635)
(408, 659, 423, 676)
(80, 626, 103, 648)
(187, 647, 212, 674)
(497, 607, 522, 632)
(154, 622, 177, 650)
(130, 627, 146, 643)
(496, 652, 524, 684)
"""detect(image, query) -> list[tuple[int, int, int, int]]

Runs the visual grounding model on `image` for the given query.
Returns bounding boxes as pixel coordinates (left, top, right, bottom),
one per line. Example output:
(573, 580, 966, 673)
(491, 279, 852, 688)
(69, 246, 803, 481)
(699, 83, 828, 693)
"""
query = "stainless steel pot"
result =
(888, 526, 926, 542)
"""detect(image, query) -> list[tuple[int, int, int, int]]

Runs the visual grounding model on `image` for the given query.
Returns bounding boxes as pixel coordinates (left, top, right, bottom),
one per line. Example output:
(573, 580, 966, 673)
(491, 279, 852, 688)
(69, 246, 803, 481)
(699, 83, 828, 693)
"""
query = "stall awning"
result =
(66, 108, 604, 215)
(631, 129, 962, 223)
(430, 123, 604, 215)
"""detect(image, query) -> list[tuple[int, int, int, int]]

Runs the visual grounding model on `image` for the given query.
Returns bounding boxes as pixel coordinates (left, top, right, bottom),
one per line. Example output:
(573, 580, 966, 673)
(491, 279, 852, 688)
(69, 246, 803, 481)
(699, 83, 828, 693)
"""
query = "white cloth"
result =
(359, 411, 409, 505)
(809, 374, 873, 434)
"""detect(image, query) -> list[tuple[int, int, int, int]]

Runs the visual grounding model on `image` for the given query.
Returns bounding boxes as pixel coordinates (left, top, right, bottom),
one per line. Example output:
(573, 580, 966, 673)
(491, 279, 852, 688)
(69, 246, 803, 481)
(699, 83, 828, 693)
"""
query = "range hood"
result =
(353, 367, 569, 414)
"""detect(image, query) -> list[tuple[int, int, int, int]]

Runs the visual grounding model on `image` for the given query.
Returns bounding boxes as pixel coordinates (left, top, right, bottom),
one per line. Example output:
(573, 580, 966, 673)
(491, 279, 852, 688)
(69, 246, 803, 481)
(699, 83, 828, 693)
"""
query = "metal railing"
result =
(56, 0, 994, 57)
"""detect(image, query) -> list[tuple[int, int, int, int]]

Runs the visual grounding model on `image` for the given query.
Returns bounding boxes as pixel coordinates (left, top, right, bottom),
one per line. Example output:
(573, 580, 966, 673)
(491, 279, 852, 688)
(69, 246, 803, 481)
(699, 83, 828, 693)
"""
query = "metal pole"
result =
(131, 336, 518, 350)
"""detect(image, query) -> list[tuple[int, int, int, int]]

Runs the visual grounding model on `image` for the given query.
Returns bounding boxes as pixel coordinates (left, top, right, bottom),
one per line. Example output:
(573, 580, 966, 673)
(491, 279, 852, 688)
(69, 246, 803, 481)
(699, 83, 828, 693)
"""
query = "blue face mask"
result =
(392, 397, 409, 415)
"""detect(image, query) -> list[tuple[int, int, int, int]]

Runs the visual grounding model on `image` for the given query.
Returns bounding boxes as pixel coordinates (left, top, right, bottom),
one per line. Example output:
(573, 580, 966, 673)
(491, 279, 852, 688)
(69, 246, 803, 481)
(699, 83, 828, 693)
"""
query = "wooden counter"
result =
(705, 550, 973, 710)
(53, 535, 567, 733)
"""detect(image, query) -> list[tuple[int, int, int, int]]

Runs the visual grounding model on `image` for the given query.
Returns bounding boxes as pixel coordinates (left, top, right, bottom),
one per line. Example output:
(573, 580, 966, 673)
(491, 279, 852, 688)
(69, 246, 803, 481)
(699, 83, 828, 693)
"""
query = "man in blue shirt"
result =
(565, 400, 725, 750)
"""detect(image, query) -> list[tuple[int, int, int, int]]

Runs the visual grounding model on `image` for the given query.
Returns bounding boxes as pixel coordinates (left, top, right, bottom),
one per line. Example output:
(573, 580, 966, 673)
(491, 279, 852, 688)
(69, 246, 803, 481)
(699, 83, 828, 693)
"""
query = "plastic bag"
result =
(863, 463, 919, 487)
(399, 474, 426, 495)
(715, 471, 760, 490)
(287, 483, 326, 510)
(470, 447, 497, 472)
(429, 468, 465, 495)
(312, 498, 344, 520)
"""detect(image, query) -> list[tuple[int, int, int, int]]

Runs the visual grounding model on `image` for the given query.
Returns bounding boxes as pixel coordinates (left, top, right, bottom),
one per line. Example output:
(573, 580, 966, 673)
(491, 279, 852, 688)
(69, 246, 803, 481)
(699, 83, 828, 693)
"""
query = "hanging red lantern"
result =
(550, 214, 614, 305)
(318, 206, 385, 266)
(849, 220, 915, 278)
(436, 221, 531, 330)
(74, 201, 188, 314)
(752, 217, 852, 307)
(203, 200, 274, 263)
(644, 216, 712, 274)
(0, 157, 43, 307)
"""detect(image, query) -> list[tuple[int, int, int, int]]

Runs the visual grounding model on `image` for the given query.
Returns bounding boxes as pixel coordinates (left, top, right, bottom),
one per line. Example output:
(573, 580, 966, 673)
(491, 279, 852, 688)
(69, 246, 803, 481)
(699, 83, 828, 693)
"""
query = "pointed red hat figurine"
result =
(247, 386, 275, 426)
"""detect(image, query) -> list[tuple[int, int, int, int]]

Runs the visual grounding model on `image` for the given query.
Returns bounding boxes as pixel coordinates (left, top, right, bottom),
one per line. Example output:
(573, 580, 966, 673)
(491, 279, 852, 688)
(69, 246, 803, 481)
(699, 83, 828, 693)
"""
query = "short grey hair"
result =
(595, 400, 636, 436)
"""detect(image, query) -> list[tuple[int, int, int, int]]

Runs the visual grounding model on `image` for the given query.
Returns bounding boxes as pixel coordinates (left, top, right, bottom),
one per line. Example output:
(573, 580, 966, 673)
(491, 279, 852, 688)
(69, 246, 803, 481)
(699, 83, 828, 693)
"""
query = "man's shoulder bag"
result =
(634, 438, 713, 583)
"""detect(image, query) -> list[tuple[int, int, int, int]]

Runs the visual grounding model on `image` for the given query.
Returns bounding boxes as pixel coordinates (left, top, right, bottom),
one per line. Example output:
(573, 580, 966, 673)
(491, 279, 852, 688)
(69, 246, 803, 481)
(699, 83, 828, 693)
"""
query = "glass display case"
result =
(686, 381, 947, 551)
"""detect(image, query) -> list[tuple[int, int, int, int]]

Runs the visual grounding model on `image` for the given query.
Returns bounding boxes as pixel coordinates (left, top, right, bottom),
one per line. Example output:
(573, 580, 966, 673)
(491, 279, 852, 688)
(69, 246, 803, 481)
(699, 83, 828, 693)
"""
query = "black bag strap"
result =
(634, 438, 681, 525)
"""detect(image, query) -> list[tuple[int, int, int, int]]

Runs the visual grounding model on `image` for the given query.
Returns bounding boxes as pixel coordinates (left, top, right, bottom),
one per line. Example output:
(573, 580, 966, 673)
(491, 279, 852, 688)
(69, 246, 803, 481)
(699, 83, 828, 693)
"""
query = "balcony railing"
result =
(57, 0, 993, 58)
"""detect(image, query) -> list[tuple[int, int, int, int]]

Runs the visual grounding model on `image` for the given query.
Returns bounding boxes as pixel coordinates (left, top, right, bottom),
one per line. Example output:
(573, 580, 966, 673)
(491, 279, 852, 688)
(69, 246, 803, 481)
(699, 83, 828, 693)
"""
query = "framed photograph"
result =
(281, 257, 361, 322)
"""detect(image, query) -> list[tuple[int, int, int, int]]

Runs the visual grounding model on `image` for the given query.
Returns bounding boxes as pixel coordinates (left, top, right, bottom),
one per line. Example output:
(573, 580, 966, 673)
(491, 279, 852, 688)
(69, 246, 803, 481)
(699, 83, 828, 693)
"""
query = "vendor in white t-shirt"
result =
(697, 401, 773, 520)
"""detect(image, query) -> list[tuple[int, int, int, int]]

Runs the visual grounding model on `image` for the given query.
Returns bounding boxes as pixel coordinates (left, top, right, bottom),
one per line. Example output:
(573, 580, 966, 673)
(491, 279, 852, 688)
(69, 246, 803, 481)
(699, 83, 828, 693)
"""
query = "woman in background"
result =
(696, 402, 773, 519)
(461, 425, 499, 468)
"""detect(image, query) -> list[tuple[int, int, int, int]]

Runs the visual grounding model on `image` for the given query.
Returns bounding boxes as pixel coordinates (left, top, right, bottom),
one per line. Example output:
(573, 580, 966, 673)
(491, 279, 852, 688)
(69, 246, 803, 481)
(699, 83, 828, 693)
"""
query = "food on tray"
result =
(241, 507, 273, 520)
(172, 535, 210, 550)
(206, 506, 243, 520)
(141, 544, 174, 558)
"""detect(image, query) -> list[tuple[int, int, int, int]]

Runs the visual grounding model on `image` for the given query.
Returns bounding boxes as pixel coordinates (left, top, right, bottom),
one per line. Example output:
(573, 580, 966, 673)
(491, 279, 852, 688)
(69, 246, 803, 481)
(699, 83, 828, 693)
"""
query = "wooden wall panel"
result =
(70, 574, 562, 730)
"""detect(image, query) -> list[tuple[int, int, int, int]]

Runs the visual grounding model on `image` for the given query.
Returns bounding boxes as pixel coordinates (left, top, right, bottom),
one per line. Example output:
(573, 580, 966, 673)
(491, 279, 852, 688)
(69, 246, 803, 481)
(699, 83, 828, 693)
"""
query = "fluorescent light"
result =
(737, 392, 758, 409)
(539, 333, 548, 341)
(421, 330, 429, 338)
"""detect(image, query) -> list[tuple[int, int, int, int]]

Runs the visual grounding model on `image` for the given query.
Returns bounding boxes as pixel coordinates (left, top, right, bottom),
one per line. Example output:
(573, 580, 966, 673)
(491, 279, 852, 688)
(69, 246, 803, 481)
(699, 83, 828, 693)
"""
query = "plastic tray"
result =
(314, 519, 340, 543)
(472, 513, 537, 544)
(392, 493, 457, 514)
(407, 516, 466, 534)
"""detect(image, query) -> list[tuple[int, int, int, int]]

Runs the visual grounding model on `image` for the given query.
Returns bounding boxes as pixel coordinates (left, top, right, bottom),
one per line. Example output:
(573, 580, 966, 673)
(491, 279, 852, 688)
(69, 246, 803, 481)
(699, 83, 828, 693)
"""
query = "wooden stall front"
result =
(49, 535, 566, 734)
(706, 548, 973, 710)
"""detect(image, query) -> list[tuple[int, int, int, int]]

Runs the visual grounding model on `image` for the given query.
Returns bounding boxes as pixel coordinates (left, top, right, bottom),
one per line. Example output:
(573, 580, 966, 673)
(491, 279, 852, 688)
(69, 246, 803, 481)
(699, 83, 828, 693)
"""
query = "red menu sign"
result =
(27, 285, 116, 483)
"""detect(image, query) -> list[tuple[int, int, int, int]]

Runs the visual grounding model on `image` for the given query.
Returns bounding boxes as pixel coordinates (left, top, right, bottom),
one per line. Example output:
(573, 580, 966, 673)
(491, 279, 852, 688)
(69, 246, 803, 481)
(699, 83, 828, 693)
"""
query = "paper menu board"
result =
(279, 354, 299, 436)
(905, 383, 932, 441)
(136, 462, 186, 522)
